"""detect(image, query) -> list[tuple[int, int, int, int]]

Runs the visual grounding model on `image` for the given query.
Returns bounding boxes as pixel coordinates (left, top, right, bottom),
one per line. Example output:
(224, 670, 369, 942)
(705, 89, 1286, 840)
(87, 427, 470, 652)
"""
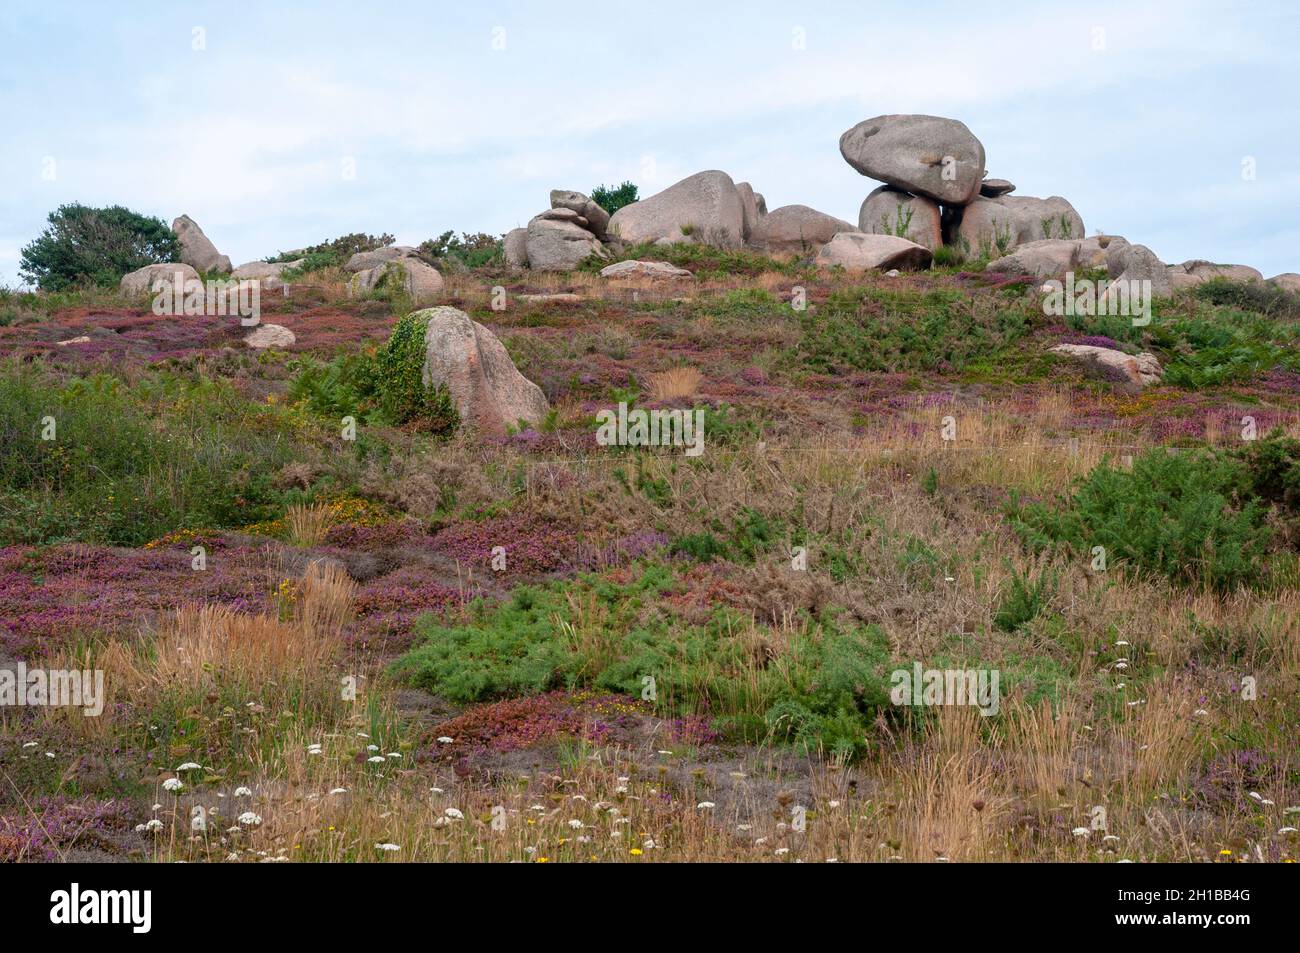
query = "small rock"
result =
(1051, 344, 1162, 387)
(599, 260, 694, 282)
(244, 324, 296, 349)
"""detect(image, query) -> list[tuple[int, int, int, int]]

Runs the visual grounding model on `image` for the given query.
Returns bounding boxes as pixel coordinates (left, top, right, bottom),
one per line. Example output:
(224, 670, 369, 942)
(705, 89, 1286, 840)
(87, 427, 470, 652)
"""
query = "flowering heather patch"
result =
(322, 518, 430, 551)
(419, 691, 650, 760)
(1061, 333, 1124, 350)
(0, 796, 134, 862)
(576, 531, 670, 571)
(348, 565, 465, 651)
(0, 542, 272, 658)
(431, 512, 580, 575)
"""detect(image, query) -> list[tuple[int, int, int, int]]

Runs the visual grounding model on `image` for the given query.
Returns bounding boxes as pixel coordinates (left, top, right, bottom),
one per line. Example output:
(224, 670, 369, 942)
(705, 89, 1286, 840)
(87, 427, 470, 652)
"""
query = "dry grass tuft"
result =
(286, 502, 335, 547)
(647, 366, 702, 402)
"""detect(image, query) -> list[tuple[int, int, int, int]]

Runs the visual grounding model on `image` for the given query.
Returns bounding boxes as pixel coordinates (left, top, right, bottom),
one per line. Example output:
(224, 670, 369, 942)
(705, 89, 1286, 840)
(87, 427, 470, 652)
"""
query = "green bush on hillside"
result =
(1009, 445, 1275, 591)
(389, 563, 895, 759)
(19, 203, 181, 291)
(290, 311, 458, 435)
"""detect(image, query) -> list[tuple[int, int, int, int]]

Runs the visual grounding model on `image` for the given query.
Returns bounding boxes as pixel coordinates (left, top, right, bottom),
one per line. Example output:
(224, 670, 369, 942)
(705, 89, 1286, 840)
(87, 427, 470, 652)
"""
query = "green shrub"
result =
(19, 203, 181, 291)
(389, 563, 894, 758)
(993, 565, 1054, 631)
(1009, 447, 1272, 591)
(416, 231, 502, 270)
(788, 286, 1033, 374)
(370, 311, 458, 434)
(269, 232, 395, 270)
(287, 353, 379, 421)
(0, 366, 308, 545)
(589, 181, 639, 215)
(1193, 276, 1300, 320)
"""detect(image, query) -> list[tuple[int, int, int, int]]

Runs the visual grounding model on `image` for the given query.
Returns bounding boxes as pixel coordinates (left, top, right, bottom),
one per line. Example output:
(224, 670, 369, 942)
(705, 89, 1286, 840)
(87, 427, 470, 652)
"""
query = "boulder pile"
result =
(507, 189, 612, 271)
(838, 114, 1084, 261)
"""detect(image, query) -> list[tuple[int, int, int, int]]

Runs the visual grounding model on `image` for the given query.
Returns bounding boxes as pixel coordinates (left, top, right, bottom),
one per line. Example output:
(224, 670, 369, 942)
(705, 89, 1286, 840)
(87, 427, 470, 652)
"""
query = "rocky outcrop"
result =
(345, 246, 418, 273)
(608, 170, 745, 248)
(735, 182, 763, 241)
(749, 204, 857, 255)
(550, 190, 610, 241)
(232, 259, 304, 291)
(525, 214, 606, 271)
(599, 260, 694, 283)
(1169, 260, 1265, 286)
(952, 195, 1084, 258)
(503, 228, 529, 269)
(839, 114, 986, 206)
(419, 306, 549, 433)
(349, 258, 443, 303)
(172, 215, 231, 274)
(815, 232, 932, 271)
(1051, 344, 1163, 388)
(1268, 273, 1300, 294)
(858, 186, 942, 250)
(119, 263, 200, 298)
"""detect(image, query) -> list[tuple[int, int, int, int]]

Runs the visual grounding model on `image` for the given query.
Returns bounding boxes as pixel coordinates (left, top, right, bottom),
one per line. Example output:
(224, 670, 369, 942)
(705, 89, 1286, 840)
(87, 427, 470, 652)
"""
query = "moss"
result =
(372, 311, 458, 435)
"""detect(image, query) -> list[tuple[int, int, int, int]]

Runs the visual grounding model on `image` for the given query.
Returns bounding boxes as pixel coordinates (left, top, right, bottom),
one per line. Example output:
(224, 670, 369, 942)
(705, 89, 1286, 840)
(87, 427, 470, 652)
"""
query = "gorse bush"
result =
(589, 181, 639, 215)
(1009, 446, 1274, 591)
(416, 231, 502, 270)
(993, 565, 1054, 631)
(19, 203, 181, 291)
(268, 232, 395, 270)
(389, 563, 894, 759)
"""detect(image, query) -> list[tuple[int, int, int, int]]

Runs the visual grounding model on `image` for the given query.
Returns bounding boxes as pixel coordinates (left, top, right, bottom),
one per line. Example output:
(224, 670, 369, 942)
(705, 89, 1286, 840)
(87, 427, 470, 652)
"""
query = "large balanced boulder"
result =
(345, 246, 418, 273)
(952, 195, 1084, 258)
(119, 263, 200, 298)
(858, 186, 942, 250)
(607, 170, 745, 248)
(503, 228, 529, 269)
(172, 215, 231, 274)
(420, 306, 549, 433)
(524, 215, 605, 271)
(839, 115, 986, 206)
(749, 204, 857, 255)
(349, 258, 443, 303)
(815, 232, 932, 272)
(1051, 344, 1163, 388)
(550, 190, 610, 241)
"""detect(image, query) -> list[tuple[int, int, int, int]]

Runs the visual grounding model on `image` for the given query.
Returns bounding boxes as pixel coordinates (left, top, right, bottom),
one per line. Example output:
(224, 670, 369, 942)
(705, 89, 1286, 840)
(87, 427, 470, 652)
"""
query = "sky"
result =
(1, 0, 1298, 286)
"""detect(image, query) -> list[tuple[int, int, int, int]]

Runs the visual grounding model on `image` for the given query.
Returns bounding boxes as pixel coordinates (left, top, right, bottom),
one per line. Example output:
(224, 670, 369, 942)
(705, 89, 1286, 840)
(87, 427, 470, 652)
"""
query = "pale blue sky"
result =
(1, 0, 1297, 285)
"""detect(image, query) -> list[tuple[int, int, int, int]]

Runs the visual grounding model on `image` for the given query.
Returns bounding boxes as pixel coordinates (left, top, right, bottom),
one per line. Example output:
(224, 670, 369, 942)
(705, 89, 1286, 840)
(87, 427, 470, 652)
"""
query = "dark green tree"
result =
(20, 203, 181, 290)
